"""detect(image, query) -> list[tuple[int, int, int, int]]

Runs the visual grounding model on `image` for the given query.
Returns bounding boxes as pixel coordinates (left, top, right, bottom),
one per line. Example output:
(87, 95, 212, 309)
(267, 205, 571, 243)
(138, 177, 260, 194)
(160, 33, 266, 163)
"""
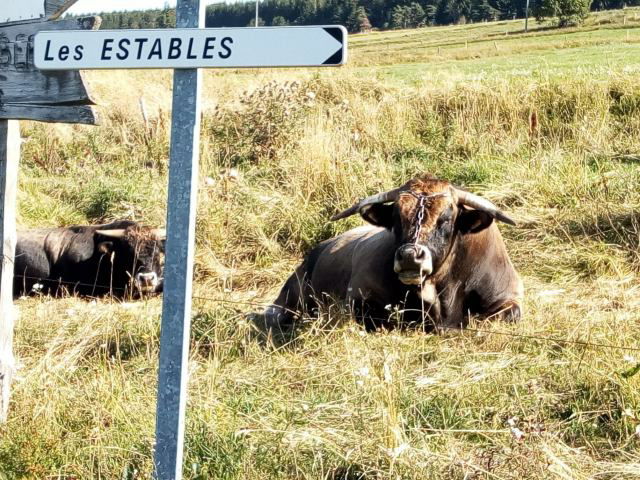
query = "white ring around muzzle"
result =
(394, 244, 433, 285)
(135, 272, 159, 292)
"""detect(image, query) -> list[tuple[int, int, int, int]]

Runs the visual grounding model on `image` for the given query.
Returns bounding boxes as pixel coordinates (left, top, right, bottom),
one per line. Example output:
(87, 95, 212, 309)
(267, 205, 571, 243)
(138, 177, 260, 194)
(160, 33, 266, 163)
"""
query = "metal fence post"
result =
(153, 0, 204, 478)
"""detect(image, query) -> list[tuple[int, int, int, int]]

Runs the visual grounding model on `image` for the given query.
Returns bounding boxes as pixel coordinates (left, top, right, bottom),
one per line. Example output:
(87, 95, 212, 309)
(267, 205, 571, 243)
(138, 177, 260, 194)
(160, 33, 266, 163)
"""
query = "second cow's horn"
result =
(455, 189, 516, 226)
(331, 187, 404, 221)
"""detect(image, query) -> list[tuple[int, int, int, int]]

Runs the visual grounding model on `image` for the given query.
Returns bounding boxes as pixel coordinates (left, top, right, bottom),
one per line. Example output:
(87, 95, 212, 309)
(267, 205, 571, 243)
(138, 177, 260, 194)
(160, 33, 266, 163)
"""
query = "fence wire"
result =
(13, 274, 640, 354)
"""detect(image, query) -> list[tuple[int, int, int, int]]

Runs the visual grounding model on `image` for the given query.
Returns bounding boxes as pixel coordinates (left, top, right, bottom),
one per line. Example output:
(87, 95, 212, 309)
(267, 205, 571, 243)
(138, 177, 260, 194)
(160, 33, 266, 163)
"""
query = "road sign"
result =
(0, 16, 100, 124)
(0, 0, 100, 125)
(34, 25, 347, 70)
(148, 17, 346, 480)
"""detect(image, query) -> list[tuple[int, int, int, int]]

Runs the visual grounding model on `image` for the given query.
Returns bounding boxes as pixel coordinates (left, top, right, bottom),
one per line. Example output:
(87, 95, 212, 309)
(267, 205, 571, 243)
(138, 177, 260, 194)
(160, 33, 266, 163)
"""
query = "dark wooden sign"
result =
(0, 1, 100, 125)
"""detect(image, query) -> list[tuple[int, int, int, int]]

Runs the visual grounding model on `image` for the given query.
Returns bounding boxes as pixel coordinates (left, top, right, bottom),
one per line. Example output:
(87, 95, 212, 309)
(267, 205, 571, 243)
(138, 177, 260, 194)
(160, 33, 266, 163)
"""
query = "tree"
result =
(407, 2, 427, 27)
(390, 5, 408, 29)
(351, 6, 372, 32)
(70, 0, 620, 32)
(533, 0, 592, 26)
(271, 15, 289, 26)
(437, 0, 472, 24)
(472, 0, 501, 20)
(424, 3, 438, 24)
(247, 16, 266, 26)
(390, 3, 426, 29)
(346, 5, 371, 31)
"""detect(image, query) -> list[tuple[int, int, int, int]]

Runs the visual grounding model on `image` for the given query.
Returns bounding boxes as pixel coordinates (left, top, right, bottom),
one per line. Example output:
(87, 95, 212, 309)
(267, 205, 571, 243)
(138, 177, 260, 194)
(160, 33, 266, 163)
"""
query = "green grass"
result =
(364, 41, 640, 83)
(347, 9, 640, 83)
(1, 8, 640, 479)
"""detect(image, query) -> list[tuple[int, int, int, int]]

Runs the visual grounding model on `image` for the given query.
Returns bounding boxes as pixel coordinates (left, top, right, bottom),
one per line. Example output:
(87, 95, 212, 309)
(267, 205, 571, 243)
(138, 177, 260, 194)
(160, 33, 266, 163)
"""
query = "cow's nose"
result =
(394, 244, 433, 276)
(135, 272, 159, 291)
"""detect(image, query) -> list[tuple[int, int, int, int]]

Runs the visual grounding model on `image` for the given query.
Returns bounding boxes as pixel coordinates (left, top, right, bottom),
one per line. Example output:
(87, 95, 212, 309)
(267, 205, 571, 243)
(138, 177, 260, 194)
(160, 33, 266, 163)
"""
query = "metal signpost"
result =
(0, 0, 99, 422)
(25, 1, 347, 478)
(152, 3, 203, 477)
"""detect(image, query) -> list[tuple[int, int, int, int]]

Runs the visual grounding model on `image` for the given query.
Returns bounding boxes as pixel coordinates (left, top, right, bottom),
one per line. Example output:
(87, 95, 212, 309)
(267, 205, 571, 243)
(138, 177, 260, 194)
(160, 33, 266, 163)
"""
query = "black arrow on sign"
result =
(323, 27, 345, 66)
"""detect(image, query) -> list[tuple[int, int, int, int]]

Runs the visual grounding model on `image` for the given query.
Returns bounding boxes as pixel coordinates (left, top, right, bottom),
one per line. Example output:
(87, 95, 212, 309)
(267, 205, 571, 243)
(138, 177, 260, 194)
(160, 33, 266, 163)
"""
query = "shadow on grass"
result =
(330, 465, 370, 480)
(588, 152, 640, 165)
(245, 311, 306, 350)
(246, 300, 441, 348)
(565, 210, 639, 261)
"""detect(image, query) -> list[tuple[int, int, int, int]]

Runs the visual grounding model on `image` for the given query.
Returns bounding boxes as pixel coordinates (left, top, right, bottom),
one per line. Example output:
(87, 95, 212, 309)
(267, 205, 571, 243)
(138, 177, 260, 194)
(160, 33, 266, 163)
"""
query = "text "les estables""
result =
(42, 36, 234, 62)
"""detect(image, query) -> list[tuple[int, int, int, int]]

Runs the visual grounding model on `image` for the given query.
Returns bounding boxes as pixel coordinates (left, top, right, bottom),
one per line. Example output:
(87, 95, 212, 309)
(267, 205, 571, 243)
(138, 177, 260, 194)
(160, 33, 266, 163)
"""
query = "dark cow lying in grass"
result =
(13, 220, 165, 298)
(265, 175, 523, 331)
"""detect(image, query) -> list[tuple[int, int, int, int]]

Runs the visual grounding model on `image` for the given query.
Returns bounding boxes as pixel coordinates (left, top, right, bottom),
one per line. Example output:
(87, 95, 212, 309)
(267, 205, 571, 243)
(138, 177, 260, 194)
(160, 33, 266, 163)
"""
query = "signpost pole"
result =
(154, 0, 203, 478)
(255, 0, 259, 27)
(0, 120, 19, 422)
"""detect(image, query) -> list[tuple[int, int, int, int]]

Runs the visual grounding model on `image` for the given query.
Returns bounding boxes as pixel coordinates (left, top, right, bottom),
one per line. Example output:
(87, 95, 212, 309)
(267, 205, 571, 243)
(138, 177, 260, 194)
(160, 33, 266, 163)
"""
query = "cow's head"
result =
(331, 175, 515, 286)
(95, 225, 166, 294)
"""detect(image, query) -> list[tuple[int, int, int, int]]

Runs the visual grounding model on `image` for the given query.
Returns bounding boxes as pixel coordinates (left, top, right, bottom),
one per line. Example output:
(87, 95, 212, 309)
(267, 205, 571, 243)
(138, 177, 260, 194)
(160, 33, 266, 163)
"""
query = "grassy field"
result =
(2, 7, 640, 479)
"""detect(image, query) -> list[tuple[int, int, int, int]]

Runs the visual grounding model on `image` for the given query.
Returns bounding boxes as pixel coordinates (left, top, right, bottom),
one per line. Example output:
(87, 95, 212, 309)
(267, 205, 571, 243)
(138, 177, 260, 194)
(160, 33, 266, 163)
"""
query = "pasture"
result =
(2, 8, 640, 478)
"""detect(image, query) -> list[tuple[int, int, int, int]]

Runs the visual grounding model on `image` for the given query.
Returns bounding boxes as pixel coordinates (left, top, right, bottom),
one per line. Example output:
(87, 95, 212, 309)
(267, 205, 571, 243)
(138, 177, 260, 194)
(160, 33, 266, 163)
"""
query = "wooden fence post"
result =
(0, 119, 20, 422)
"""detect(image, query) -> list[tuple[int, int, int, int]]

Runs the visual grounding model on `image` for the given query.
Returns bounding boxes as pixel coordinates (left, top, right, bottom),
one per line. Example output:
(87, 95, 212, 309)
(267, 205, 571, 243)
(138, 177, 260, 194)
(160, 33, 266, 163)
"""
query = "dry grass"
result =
(1, 9, 640, 479)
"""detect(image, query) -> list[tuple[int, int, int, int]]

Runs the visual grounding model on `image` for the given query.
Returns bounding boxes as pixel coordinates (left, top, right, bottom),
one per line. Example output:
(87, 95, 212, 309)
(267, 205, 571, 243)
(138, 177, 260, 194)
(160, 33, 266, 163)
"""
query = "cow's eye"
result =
(437, 216, 449, 227)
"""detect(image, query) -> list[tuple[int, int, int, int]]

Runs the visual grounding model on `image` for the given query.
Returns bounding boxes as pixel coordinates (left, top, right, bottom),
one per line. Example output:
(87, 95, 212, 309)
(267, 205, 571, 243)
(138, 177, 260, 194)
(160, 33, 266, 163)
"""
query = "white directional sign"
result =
(34, 26, 347, 70)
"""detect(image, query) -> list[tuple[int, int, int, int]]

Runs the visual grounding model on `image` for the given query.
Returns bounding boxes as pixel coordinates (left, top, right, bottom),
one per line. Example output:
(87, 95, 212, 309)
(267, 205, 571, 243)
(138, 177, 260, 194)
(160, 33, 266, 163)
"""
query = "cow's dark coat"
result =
(13, 220, 165, 298)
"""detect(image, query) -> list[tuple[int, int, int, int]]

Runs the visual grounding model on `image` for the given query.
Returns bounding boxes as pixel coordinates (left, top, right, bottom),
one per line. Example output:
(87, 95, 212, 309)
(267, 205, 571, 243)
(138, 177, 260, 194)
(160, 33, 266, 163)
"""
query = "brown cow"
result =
(265, 175, 523, 331)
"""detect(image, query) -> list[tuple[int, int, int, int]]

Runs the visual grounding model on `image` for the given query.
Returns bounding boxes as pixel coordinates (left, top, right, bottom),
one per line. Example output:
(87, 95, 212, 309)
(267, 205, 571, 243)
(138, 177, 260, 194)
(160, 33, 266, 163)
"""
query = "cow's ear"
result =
(457, 208, 494, 234)
(98, 241, 114, 254)
(360, 204, 394, 229)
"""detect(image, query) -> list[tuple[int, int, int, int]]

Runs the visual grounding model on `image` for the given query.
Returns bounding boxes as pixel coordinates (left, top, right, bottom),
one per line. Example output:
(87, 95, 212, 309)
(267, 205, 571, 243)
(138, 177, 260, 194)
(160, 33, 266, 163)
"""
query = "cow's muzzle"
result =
(135, 272, 161, 293)
(394, 244, 433, 285)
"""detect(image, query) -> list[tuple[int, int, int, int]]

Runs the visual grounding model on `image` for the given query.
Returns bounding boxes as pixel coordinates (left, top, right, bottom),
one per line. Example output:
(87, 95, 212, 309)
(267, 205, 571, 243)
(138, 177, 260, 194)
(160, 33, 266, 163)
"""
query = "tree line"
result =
(78, 0, 640, 33)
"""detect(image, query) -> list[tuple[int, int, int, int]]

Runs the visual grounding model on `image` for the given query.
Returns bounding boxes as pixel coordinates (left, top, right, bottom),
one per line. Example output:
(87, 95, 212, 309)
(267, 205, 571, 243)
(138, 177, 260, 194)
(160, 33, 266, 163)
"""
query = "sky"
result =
(67, 0, 232, 15)
(68, 1, 174, 14)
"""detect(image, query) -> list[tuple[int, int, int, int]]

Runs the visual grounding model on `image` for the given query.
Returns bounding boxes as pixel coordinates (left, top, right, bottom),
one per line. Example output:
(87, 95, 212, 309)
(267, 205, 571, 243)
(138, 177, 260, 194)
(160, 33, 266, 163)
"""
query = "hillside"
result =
(2, 9, 640, 479)
(84, 0, 640, 31)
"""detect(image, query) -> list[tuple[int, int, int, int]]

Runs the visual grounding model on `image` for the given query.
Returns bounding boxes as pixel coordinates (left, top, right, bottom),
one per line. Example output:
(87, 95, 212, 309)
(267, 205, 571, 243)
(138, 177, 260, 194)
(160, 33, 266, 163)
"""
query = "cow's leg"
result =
(398, 287, 441, 332)
(486, 300, 522, 323)
(477, 274, 523, 324)
(264, 264, 312, 328)
(436, 282, 468, 332)
(439, 305, 467, 331)
(351, 299, 394, 332)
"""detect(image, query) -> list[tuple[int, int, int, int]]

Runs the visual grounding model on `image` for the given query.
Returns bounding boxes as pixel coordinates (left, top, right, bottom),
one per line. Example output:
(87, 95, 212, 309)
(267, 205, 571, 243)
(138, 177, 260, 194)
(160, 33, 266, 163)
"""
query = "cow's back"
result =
(14, 230, 51, 294)
(310, 226, 387, 301)
(15, 226, 101, 296)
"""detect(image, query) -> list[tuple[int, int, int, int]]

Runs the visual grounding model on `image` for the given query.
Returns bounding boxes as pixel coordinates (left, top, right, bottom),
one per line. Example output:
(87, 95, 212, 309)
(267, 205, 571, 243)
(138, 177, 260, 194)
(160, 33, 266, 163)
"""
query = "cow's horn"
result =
(150, 228, 166, 240)
(96, 229, 127, 238)
(330, 187, 403, 221)
(454, 189, 516, 226)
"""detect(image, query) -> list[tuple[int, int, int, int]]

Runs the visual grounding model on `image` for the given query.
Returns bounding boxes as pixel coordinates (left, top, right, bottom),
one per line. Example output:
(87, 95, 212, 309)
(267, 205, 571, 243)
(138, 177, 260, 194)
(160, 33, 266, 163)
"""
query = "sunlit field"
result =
(2, 8, 640, 479)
